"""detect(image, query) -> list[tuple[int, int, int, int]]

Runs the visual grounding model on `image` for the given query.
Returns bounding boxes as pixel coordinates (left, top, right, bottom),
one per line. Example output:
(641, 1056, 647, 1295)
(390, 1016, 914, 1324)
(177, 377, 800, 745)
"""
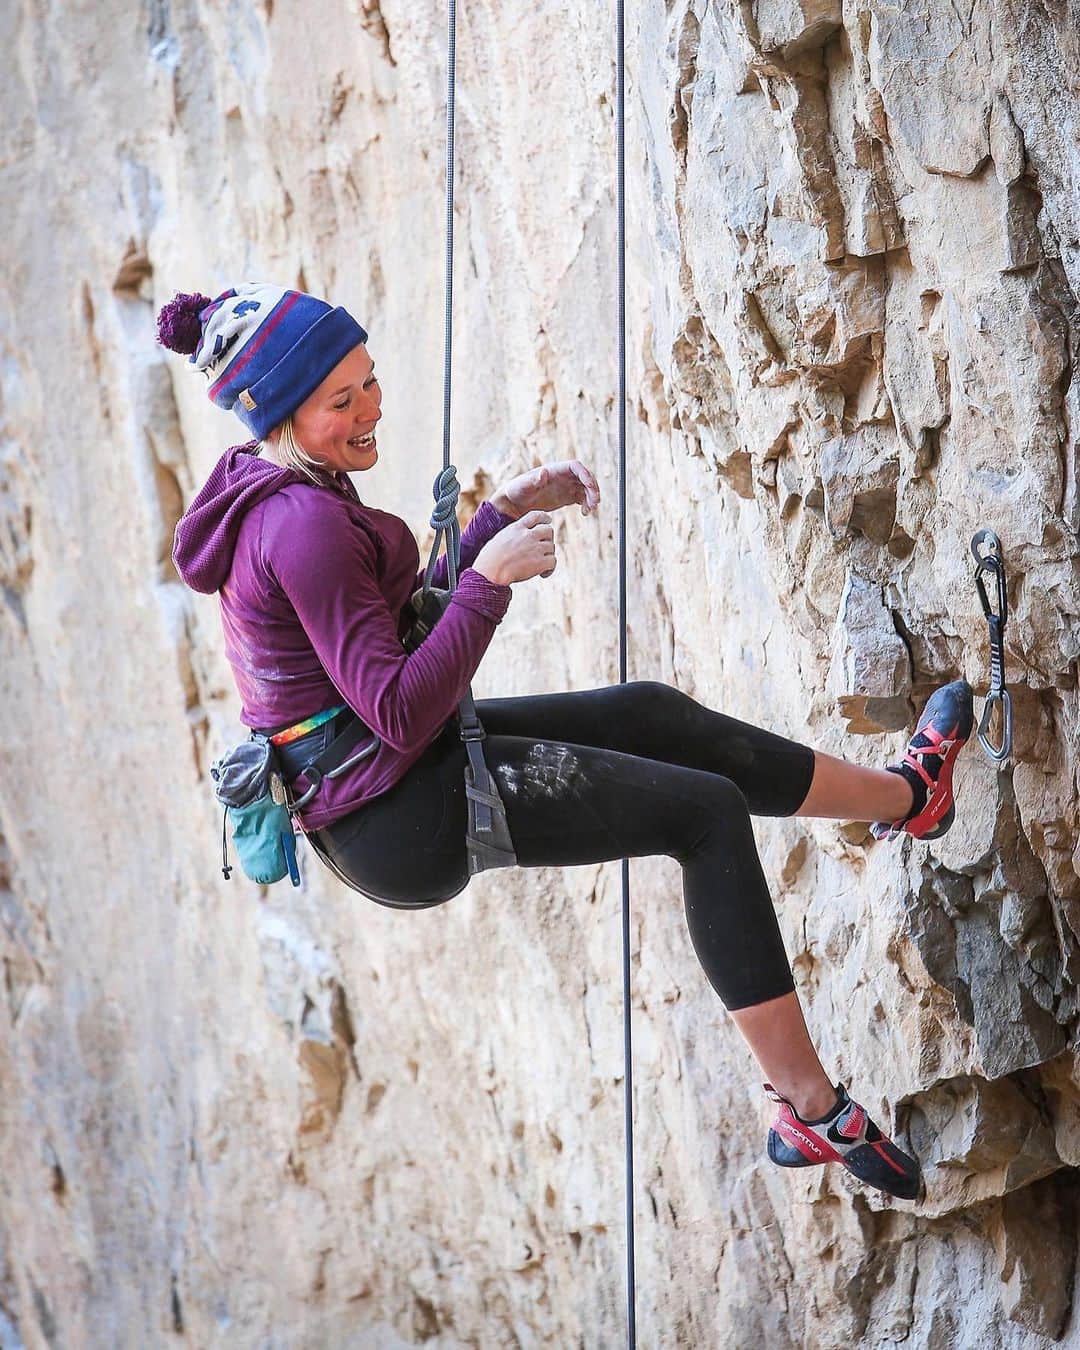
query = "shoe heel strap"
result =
(764, 1082, 846, 1122)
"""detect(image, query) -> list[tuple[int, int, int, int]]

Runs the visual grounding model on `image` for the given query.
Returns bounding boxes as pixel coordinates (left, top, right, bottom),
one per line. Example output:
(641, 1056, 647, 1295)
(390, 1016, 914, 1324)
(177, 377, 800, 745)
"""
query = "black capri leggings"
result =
(301, 682, 816, 1011)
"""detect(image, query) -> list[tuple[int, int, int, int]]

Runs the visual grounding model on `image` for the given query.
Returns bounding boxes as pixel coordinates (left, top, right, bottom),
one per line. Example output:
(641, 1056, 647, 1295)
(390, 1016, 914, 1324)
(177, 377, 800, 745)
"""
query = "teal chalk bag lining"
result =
(211, 736, 300, 887)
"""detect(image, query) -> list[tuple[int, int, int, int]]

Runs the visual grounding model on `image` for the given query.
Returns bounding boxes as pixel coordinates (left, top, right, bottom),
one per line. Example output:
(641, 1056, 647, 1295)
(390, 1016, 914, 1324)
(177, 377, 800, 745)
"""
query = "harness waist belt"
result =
(269, 704, 349, 746)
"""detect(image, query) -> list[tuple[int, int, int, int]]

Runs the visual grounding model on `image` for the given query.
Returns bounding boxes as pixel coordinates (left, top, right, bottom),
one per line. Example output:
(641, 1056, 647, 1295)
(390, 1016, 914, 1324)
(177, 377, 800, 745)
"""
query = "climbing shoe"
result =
(765, 1083, 923, 1202)
(870, 678, 974, 841)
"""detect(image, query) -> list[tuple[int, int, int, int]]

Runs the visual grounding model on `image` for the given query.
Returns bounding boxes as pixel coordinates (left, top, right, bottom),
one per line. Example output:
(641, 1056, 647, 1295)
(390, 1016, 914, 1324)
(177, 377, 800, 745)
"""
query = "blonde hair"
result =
(258, 416, 326, 484)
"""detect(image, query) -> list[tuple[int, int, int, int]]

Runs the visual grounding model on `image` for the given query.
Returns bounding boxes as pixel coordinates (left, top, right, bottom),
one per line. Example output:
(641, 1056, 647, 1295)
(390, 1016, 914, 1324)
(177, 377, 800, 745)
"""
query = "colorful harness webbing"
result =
(269, 704, 348, 747)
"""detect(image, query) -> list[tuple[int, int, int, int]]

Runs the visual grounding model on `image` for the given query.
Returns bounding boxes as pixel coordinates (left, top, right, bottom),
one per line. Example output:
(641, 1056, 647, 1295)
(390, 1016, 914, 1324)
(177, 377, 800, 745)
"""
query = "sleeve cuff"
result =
(472, 499, 516, 537)
(452, 567, 512, 622)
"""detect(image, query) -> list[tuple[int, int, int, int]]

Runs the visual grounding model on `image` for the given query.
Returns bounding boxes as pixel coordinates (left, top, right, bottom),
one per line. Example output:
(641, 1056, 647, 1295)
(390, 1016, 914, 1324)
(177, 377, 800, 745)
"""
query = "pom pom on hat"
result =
(156, 291, 212, 354)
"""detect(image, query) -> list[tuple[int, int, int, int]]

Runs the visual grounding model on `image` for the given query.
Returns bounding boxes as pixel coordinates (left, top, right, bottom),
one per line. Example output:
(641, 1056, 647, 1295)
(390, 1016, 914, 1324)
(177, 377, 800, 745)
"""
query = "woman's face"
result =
(288, 343, 383, 473)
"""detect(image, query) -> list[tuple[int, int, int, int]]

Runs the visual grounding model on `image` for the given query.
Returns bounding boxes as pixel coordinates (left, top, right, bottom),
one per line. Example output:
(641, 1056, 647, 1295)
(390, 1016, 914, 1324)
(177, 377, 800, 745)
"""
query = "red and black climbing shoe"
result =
(870, 678, 974, 842)
(765, 1084, 923, 1202)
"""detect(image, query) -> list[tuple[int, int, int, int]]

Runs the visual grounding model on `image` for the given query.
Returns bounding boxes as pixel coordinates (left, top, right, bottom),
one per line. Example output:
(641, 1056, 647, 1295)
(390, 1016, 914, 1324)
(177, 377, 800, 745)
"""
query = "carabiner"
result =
(971, 529, 1007, 627)
(976, 688, 1013, 763)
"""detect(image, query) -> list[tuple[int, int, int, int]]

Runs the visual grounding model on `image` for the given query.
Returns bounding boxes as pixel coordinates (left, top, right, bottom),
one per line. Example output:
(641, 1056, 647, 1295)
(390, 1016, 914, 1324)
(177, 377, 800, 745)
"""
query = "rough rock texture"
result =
(2, 0, 1080, 1344)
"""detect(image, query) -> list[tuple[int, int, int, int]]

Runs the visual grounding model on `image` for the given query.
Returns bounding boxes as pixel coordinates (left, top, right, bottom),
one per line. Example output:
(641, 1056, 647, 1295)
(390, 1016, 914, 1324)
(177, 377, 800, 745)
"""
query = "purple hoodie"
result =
(173, 444, 513, 829)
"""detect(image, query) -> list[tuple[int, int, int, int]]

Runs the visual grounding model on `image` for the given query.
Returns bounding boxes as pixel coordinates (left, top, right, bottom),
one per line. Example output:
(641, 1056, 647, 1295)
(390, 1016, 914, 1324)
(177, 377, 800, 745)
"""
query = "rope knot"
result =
(429, 465, 460, 531)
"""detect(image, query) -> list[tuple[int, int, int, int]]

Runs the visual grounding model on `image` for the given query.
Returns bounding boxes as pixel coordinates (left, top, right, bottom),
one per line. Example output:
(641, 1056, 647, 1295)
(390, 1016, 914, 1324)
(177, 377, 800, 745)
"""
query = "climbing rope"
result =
(441, 0, 458, 509)
(971, 529, 1012, 763)
(436, 0, 636, 1336)
(424, 0, 519, 877)
(615, 0, 637, 1342)
(430, 0, 460, 590)
(422, 464, 462, 591)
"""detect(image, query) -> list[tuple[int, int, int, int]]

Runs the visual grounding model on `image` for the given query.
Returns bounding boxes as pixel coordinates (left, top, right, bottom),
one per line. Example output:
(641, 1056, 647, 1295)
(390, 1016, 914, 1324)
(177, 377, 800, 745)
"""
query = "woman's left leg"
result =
(480, 729, 921, 1196)
(477, 681, 912, 823)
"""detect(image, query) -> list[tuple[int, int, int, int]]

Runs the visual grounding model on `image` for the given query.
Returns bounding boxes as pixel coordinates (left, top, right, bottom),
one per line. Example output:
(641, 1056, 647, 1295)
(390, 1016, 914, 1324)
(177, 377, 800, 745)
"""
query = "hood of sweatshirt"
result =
(172, 443, 314, 593)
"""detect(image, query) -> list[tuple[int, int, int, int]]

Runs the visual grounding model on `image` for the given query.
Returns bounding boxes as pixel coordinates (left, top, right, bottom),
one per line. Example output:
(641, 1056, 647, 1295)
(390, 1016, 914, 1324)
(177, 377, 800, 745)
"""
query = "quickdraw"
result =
(971, 528, 1012, 763)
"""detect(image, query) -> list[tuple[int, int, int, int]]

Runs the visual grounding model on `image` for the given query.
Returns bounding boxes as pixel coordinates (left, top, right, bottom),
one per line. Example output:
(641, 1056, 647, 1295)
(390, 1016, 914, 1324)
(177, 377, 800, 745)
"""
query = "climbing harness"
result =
(971, 528, 1012, 763)
(290, 706, 458, 911)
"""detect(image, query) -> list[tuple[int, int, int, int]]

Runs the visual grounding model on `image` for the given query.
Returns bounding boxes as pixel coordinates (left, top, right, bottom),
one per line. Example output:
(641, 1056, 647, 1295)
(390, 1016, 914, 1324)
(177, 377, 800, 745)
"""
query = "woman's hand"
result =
(492, 461, 601, 519)
(473, 511, 557, 586)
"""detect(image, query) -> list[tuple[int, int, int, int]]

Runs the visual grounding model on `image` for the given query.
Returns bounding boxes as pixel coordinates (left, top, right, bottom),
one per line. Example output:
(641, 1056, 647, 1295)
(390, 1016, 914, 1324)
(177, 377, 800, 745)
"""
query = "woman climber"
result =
(161, 282, 974, 1204)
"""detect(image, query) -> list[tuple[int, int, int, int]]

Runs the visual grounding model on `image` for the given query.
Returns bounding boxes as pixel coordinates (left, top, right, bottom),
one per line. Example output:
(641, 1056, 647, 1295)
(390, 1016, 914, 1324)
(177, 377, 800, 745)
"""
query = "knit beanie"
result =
(155, 283, 368, 440)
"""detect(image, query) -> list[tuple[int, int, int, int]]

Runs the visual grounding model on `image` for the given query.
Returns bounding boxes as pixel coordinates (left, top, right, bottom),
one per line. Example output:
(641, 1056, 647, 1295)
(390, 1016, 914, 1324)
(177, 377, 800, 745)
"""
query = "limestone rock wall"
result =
(2, 0, 1079, 1345)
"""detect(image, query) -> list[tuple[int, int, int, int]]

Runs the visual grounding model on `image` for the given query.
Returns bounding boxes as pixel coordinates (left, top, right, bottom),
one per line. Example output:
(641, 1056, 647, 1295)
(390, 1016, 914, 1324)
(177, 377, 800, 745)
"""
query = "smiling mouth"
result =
(348, 432, 376, 448)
